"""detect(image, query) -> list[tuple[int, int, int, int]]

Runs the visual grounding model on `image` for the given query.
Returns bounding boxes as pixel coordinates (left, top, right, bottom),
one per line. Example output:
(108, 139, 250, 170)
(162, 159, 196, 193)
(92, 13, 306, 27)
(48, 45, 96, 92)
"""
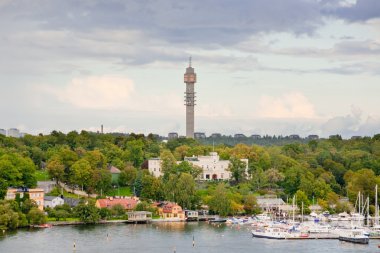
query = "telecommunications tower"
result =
(184, 57, 197, 138)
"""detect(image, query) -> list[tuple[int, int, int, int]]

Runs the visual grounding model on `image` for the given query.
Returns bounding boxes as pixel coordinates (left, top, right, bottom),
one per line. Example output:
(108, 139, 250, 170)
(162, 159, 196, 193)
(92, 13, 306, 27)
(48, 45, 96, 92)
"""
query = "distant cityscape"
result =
(0, 126, 366, 143)
(0, 128, 25, 138)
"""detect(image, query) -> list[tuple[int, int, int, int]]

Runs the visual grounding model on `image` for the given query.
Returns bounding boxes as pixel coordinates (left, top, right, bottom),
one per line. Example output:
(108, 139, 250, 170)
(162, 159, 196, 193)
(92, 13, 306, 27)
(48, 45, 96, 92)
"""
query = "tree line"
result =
(1, 131, 380, 222)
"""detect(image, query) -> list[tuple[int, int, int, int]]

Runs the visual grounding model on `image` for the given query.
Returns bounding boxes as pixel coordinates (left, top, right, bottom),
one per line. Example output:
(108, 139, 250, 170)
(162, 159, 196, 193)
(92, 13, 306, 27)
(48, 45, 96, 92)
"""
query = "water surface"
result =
(0, 222, 378, 253)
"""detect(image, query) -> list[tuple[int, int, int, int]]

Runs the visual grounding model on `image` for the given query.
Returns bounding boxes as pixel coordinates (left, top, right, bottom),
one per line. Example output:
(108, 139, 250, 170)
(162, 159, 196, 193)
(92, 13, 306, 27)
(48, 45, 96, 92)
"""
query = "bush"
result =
(27, 208, 47, 225)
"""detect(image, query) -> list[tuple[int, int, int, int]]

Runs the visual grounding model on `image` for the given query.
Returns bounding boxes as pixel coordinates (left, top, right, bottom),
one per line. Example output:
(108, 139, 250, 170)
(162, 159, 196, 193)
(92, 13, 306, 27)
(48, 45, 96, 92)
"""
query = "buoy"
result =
(192, 235, 195, 247)
(73, 241, 76, 251)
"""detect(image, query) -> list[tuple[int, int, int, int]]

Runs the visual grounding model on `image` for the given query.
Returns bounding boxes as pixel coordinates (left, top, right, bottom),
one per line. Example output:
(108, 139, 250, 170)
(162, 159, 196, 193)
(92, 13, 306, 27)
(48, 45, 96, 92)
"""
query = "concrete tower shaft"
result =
(184, 58, 197, 138)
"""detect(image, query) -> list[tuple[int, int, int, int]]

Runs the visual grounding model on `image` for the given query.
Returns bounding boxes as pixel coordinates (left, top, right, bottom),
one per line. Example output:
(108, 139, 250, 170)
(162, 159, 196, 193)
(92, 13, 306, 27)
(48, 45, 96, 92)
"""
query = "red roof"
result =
(108, 166, 121, 174)
(97, 198, 138, 210)
(162, 203, 182, 213)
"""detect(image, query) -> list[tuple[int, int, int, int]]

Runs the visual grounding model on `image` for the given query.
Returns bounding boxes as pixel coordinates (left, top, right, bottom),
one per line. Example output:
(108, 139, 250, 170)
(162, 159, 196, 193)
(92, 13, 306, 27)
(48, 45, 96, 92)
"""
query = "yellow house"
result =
(158, 202, 186, 221)
(6, 188, 45, 210)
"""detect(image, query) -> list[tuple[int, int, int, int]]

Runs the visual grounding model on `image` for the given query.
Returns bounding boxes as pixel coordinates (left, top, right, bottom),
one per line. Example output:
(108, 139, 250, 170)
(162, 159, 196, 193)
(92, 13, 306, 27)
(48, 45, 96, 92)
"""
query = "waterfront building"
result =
(256, 196, 286, 212)
(6, 188, 45, 210)
(0, 129, 6, 136)
(127, 211, 152, 223)
(7, 128, 20, 138)
(95, 197, 138, 211)
(157, 202, 186, 221)
(44, 196, 64, 208)
(147, 152, 249, 181)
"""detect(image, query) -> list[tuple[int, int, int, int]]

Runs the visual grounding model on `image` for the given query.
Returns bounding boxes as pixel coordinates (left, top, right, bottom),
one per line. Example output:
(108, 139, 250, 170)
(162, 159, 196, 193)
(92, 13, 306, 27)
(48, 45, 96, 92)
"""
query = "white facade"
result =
(0, 129, 6, 136)
(7, 128, 20, 138)
(44, 196, 64, 208)
(148, 158, 162, 178)
(186, 152, 231, 180)
(147, 152, 248, 181)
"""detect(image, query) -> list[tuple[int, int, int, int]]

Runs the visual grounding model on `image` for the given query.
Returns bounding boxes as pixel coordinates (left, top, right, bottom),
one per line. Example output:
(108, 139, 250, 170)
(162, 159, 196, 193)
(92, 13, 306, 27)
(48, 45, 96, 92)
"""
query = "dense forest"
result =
(1, 131, 380, 227)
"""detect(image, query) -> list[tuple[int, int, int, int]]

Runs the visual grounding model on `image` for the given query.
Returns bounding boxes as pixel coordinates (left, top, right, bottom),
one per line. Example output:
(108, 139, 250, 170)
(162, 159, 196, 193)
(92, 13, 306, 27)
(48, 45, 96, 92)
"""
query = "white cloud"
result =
(56, 76, 135, 109)
(256, 92, 317, 119)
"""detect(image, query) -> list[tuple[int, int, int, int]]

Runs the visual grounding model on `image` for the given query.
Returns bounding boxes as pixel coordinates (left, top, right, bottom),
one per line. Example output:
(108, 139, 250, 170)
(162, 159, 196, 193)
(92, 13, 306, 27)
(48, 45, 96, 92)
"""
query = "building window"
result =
(206, 174, 210, 179)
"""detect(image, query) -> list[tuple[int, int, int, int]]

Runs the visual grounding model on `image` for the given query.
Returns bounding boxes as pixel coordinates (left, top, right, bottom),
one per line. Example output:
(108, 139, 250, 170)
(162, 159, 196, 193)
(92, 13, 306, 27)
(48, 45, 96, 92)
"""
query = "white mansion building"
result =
(148, 152, 248, 181)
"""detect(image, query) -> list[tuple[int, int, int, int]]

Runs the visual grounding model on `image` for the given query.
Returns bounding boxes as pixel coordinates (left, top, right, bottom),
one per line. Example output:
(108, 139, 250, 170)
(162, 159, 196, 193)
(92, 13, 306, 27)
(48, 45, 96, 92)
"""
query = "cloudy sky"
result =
(0, 0, 379, 138)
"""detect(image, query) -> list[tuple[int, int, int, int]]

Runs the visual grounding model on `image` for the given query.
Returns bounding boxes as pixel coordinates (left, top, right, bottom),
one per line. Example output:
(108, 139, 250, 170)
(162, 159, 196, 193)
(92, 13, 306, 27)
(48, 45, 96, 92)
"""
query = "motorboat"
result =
(251, 226, 289, 239)
(256, 213, 271, 221)
(338, 228, 369, 244)
(31, 223, 53, 228)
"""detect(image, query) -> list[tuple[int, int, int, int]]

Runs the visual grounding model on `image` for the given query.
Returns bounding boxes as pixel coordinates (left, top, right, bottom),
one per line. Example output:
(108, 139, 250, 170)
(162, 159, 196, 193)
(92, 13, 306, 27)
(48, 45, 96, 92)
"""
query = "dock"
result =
(286, 234, 339, 240)
(126, 211, 152, 224)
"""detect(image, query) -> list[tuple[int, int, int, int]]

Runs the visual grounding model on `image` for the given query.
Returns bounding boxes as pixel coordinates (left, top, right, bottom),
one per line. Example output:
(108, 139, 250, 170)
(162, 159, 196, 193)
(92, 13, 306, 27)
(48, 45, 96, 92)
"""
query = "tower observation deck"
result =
(184, 57, 197, 138)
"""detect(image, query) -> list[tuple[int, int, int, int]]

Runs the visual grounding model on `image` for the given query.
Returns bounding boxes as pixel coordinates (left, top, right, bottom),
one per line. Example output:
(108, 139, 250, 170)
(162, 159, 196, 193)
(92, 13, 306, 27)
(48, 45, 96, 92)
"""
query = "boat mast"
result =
(367, 196, 370, 226)
(292, 195, 295, 223)
(376, 185, 378, 226)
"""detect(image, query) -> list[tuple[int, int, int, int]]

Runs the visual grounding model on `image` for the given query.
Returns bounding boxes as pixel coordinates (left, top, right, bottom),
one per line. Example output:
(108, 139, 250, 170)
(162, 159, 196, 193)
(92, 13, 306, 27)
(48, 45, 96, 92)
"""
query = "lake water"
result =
(0, 222, 379, 253)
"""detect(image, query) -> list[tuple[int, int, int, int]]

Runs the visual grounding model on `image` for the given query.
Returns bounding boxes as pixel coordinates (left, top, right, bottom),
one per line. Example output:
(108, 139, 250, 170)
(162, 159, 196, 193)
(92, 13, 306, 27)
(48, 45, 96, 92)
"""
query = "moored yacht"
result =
(338, 228, 369, 244)
(251, 226, 289, 239)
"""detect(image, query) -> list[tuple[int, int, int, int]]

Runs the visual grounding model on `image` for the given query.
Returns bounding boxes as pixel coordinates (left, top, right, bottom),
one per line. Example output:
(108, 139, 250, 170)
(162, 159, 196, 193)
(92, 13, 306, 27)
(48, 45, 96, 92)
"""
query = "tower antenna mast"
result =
(184, 57, 197, 138)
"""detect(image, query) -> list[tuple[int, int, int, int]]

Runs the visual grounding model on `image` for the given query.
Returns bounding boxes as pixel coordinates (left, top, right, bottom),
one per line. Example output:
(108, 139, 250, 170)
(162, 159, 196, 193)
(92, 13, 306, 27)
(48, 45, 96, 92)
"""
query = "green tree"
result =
(250, 167, 268, 191)
(46, 157, 65, 185)
(133, 171, 143, 197)
(125, 139, 145, 167)
(295, 190, 310, 214)
(208, 183, 231, 217)
(74, 200, 100, 224)
(0, 201, 21, 230)
(111, 204, 125, 217)
(228, 157, 247, 183)
(160, 150, 177, 180)
(265, 168, 285, 189)
(345, 168, 380, 203)
(243, 194, 260, 215)
(99, 208, 112, 220)
(54, 209, 69, 221)
(70, 159, 92, 191)
(174, 173, 197, 209)
(27, 208, 47, 225)
(176, 161, 202, 179)
(141, 174, 162, 201)
(20, 199, 38, 214)
(118, 165, 137, 186)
